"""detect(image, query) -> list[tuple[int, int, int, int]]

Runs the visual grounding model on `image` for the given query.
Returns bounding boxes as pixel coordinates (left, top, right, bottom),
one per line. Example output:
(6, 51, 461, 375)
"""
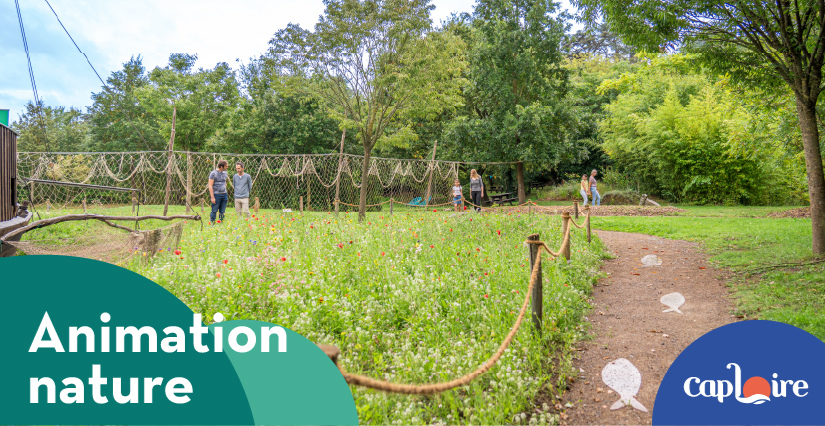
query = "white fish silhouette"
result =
(641, 254, 662, 267)
(601, 358, 648, 412)
(660, 292, 685, 314)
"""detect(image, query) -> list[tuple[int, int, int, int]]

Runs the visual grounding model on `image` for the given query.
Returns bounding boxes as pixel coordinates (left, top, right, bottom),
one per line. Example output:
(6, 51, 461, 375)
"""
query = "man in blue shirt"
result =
(233, 162, 253, 218)
(208, 160, 229, 223)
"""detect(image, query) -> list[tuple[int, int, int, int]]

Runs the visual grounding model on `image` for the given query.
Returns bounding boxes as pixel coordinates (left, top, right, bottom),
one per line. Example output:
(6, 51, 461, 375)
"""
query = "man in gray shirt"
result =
(233, 162, 253, 217)
(208, 160, 229, 223)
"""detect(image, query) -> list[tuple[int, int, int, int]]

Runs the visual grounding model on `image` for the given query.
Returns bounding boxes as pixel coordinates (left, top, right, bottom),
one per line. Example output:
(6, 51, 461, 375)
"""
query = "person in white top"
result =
(451, 179, 463, 212)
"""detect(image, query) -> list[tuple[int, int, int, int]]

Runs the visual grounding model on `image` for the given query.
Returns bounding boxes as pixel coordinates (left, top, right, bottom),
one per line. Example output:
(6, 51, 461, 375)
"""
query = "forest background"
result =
(11, 0, 815, 207)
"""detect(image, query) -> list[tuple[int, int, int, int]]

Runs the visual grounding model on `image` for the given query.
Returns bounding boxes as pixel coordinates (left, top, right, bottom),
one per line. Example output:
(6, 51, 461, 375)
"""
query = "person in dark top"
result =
(208, 160, 229, 223)
(469, 169, 485, 212)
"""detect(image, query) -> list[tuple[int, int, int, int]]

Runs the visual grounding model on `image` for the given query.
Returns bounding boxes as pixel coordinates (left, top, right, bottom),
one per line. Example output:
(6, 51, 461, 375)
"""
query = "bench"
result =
(497, 197, 518, 206)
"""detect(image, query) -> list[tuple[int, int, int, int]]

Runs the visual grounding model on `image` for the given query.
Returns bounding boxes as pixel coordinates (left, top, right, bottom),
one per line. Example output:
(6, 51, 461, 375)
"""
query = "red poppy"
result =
(380, 252, 385, 256)
(484, 294, 489, 299)
(430, 245, 434, 249)
(216, 220, 222, 223)
(497, 230, 501, 236)
(433, 209, 437, 212)
(216, 273, 222, 278)
(174, 249, 182, 256)
(280, 257, 286, 261)
(310, 225, 314, 229)
(223, 259, 229, 264)
(338, 243, 344, 249)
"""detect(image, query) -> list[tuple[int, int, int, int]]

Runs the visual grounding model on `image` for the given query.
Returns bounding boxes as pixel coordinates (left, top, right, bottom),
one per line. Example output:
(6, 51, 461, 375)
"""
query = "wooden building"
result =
(0, 123, 18, 222)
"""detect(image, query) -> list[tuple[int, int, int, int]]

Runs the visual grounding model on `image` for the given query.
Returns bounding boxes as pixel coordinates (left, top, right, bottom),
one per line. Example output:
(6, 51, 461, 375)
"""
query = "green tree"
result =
(445, 0, 573, 203)
(13, 101, 89, 152)
(216, 58, 354, 155)
(87, 56, 162, 151)
(574, 0, 825, 253)
(141, 54, 241, 153)
(598, 54, 804, 204)
(266, 0, 466, 220)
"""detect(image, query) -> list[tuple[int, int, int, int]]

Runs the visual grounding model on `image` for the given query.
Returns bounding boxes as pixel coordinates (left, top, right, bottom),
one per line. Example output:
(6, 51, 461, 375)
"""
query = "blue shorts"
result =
(453, 196, 462, 204)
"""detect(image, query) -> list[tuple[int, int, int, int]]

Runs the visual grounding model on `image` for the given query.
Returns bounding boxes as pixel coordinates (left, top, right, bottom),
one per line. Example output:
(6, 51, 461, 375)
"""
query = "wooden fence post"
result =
(574, 201, 579, 219)
(46, 199, 51, 211)
(254, 197, 260, 214)
(527, 233, 542, 334)
(132, 192, 137, 214)
(185, 152, 192, 213)
(389, 198, 394, 215)
(200, 198, 205, 213)
(528, 199, 532, 215)
(562, 212, 571, 261)
(300, 196, 304, 213)
(585, 206, 591, 243)
(82, 198, 87, 213)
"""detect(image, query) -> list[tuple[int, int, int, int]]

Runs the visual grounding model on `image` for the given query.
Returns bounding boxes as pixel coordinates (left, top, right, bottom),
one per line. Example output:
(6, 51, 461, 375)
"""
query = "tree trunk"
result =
(358, 147, 371, 222)
(796, 97, 825, 255)
(516, 162, 526, 204)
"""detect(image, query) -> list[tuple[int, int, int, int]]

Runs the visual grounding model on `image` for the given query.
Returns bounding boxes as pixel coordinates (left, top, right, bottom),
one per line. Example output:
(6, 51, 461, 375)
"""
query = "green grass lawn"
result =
(14, 204, 606, 425)
(591, 213, 825, 340)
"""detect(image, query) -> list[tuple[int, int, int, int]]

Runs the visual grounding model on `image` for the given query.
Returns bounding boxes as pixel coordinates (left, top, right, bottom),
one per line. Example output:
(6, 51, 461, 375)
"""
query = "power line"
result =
(40, 0, 153, 150)
(14, 0, 51, 153)
(43, 0, 106, 86)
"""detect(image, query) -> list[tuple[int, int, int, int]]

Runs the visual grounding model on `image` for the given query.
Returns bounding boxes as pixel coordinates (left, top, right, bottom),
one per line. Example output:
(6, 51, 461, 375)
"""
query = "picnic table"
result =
(488, 192, 518, 206)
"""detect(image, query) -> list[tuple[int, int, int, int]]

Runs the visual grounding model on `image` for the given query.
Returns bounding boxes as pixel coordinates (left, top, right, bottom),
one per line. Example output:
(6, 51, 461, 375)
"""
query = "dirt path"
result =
(559, 230, 734, 425)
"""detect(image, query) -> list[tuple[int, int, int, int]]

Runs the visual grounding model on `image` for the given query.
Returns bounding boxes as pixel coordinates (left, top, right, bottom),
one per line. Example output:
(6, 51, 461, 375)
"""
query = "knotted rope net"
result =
(16, 151, 523, 215)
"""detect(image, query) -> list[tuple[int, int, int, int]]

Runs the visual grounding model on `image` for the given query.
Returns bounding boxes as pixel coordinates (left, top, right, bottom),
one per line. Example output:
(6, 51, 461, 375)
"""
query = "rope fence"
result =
(16, 151, 534, 216)
(318, 204, 593, 394)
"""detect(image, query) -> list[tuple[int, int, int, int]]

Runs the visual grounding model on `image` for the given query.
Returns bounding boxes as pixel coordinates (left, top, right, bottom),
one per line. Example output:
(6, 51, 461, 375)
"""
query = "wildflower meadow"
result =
(29, 207, 605, 424)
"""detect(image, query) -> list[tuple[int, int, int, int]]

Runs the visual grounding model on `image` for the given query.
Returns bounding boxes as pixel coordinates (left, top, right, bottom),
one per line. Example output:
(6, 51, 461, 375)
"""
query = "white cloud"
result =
(0, 0, 578, 121)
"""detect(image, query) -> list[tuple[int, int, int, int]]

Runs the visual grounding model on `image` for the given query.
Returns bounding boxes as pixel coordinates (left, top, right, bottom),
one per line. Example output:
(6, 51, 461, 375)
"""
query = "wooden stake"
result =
(585, 206, 591, 243)
(528, 199, 532, 215)
(334, 130, 345, 216)
(574, 201, 579, 219)
(254, 197, 260, 213)
(163, 106, 177, 216)
(82, 198, 87, 213)
(424, 140, 438, 206)
(185, 152, 192, 213)
(200, 198, 205, 213)
(527, 233, 542, 334)
(389, 198, 394, 215)
(562, 212, 571, 261)
(132, 192, 137, 214)
(300, 196, 304, 212)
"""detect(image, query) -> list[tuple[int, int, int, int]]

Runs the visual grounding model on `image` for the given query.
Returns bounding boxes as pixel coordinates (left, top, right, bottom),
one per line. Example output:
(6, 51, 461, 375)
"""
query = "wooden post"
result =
(300, 196, 304, 212)
(185, 152, 192, 213)
(200, 198, 205, 213)
(424, 140, 438, 205)
(163, 106, 177, 216)
(82, 198, 87, 213)
(528, 199, 532, 215)
(562, 212, 571, 261)
(574, 201, 579, 219)
(585, 206, 592, 243)
(131, 192, 137, 214)
(254, 197, 260, 214)
(527, 233, 542, 334)
(307, 174, 312, 211)
(389, 198, 394, 215)
(334, 130, 345, 216)
(46, 199, 51, 211)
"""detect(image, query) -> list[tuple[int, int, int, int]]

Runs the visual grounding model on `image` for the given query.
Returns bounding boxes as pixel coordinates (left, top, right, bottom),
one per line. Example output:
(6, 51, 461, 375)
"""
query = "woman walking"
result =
(580, 174, 590, 206)
(469, 169, 485, 212)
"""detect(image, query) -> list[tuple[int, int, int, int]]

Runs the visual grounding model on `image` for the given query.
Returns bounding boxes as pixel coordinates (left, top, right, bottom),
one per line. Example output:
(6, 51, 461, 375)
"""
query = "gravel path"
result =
(559, 230, 734, 425)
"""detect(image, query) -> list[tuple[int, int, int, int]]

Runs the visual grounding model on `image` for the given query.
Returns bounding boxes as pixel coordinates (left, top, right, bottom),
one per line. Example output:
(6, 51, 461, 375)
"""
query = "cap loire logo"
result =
(684, 363, 809, 404)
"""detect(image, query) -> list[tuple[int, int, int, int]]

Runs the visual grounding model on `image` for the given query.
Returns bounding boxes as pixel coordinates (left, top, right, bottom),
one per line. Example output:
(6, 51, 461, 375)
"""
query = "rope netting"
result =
(2, 218, 189, 265)
(16, 151, 522, 214)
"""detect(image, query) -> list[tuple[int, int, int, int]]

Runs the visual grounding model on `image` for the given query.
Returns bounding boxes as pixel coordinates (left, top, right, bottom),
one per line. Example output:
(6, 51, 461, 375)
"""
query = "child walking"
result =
(451, 179, 463, 212)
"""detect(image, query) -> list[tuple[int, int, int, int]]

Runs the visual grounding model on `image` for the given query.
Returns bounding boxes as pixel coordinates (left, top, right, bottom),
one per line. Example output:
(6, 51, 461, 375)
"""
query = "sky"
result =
(1, 0, 579, 122)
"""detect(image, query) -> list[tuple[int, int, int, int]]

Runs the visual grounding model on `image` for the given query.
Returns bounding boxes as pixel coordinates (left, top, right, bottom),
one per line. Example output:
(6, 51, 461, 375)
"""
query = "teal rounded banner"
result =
(0, 255, 358, 425)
